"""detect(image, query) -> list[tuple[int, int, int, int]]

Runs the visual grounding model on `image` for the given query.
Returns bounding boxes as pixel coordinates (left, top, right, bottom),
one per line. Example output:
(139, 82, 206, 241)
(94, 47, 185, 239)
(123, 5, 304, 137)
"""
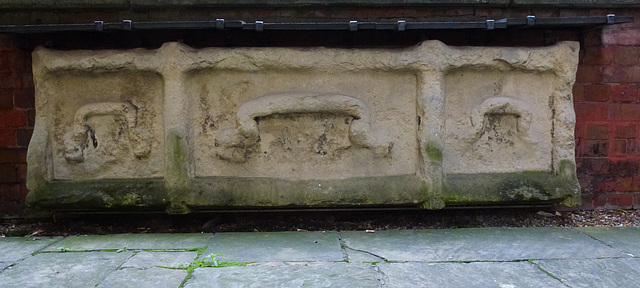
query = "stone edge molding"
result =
(26, 40, 580, 213)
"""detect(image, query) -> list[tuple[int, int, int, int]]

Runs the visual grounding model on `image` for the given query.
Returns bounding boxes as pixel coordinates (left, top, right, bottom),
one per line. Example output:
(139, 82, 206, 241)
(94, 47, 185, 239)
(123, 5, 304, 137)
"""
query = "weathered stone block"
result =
(26, 40, 580, 213)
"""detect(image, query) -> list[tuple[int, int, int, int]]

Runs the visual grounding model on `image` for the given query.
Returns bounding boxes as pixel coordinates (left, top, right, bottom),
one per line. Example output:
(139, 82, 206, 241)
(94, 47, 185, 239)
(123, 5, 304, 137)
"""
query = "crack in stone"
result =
(344, 246, 388, 262)
(337, 232, 388, 262)
(373, 264, 387, 287)
(337, 232, 349, 262)
(572, 228, 636, 257)
(528, 260, 571, 288)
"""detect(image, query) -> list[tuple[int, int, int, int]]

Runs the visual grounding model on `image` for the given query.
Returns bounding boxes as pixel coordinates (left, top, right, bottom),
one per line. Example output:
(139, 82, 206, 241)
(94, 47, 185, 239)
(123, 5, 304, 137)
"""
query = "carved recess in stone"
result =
(32, 70, 164, 181)
(64, 102, 152, 162)
(190, 70, 416, 180)
(444, 70, 555, 174)
(214, 93, 392, 163)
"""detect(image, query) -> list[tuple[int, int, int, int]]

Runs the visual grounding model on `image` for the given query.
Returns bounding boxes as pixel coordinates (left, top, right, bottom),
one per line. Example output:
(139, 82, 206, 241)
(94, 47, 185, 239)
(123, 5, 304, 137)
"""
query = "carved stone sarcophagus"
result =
(26, 41, 580, 213)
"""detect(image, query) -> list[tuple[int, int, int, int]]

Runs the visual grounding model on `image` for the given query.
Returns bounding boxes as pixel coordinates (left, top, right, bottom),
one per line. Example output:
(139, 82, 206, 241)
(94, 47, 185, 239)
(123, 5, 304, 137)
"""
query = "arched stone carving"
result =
(214, 93, 392, 163)
(472, 97, 532, 134)
(64, 102, 152, 162)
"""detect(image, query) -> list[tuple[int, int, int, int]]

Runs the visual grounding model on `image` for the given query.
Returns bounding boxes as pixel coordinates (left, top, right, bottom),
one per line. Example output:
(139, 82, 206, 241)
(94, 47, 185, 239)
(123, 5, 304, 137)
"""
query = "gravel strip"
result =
(1, 209, 639, 237)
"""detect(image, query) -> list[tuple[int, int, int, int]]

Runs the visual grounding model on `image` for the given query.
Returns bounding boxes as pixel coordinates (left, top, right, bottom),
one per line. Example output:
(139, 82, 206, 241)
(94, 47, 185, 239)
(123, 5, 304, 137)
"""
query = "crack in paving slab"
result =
(183, 262, 381, 287)
(373, 264, 387, 286)
(340, 228, 628, 262)
(0, 237, 64, 272)
(345, 246, 389, 262)
(574, 227, 640, 258)
(339, 231, 388, 263)
(573, 228, 635, 257)
(337, 233, 350, 262)
(528, 260, 571, 288)
(377, 261, 567, 288)
(0, 251, 134, 288)
(535, 258, 640, 288)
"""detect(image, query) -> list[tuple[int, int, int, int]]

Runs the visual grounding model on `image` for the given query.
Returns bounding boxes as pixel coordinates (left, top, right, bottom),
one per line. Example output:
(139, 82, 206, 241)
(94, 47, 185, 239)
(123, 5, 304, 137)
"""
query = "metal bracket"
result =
(255, 21, 264, 32)
(216, 19, 225, 30)
(397, 20, 406, 31)
(122, 20, 132, 30)
(94, 21, 103, 32)
(527, 15, 535, 27)
(486, 20, 495, 30)
(349, 21, 358, 31)
(607, 14, 616, 24)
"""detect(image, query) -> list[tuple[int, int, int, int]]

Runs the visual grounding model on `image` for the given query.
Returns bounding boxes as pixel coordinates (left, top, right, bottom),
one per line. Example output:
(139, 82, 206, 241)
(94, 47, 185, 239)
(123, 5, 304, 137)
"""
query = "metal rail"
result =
(0, 15, 632, 34)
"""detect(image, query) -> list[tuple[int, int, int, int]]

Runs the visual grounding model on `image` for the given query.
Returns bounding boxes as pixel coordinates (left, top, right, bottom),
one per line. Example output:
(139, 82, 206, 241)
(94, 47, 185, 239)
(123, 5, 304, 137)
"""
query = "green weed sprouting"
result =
(179, 253, 221, 270)
(178, 253, 249, 273)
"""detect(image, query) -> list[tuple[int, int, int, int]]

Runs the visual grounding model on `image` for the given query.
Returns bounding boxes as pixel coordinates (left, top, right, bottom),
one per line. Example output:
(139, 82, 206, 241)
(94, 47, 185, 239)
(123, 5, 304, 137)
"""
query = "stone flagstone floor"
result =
(0, 227, 639, 287)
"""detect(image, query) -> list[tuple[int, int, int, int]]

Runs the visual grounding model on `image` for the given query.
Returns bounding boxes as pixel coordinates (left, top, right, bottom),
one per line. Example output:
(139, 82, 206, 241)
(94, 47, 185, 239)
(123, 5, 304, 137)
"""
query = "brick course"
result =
(574, 9, 640, 210)
(0, 35, 32, 217)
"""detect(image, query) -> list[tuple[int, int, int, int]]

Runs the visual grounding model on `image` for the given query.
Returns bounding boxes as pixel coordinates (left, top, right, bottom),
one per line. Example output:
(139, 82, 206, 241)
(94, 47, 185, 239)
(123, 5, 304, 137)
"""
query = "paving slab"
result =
(576, 227, 640, 256)
(536, 258, 640, 288)
(97, 267, 188, 288)
(183, 263, 380, 287)
(201, 231, 344, 262)
(0, 237, 61, 265)
(0, 251, 133, 288)
(121, 251, 198, 269)
(340, 228, 626, 262)
(378, 262, 564, 288)
(42, 233, 212, 252)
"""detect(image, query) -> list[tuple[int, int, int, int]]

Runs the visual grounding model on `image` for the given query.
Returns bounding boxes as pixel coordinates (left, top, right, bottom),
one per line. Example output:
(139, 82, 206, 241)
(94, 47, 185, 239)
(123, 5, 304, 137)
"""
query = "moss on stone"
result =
(27, 178, 166, 212)
(165, 132, 191, 214)
(424, 144, 443, 162)
(167, 132, 188, 181)
(443, 170, 580, 207)
(186, 175, 428, 209)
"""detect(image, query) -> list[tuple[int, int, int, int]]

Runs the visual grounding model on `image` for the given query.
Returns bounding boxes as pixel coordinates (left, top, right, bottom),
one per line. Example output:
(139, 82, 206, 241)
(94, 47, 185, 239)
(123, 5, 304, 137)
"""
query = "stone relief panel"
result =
(443, 70, 555, 174)
(45, 72, 164, 180)
(189, 70, 417, 180)
(26, 41, 580, 212)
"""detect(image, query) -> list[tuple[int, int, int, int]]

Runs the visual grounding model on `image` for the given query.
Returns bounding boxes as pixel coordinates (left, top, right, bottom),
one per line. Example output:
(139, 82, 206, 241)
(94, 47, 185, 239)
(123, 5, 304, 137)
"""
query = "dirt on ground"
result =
(1, 208, 639, 237)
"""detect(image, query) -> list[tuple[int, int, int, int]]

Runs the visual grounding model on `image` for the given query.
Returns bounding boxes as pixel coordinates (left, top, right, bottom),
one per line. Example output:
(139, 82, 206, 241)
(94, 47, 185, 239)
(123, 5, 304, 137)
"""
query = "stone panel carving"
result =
(39, 71, 164, 181)
(190, 70, 415, 180)
(64, 102, 152, 162)
(214, 93, 391, 163)
(26, 41, 581, 213)
(444, 70, 555, 174)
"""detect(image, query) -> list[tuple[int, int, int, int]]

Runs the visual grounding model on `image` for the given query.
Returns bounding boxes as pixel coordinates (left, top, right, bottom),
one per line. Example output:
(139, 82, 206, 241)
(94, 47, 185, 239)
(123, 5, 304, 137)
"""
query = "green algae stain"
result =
(425, 144, 443, 162)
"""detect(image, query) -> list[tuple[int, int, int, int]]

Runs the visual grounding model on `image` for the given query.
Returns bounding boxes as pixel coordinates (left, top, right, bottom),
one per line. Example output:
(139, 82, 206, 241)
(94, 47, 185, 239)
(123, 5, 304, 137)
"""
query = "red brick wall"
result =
(0, 35, 33, 217)
(575, 11, 640, 210)
(1, 7, 639, 216)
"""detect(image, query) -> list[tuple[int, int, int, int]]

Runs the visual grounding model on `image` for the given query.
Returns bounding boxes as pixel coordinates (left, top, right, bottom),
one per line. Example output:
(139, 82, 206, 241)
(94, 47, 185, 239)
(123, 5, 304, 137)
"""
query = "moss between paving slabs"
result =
(528, 259, 563, 282)
(35, 242, 248, 288)
(177, 249, 252, 288)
